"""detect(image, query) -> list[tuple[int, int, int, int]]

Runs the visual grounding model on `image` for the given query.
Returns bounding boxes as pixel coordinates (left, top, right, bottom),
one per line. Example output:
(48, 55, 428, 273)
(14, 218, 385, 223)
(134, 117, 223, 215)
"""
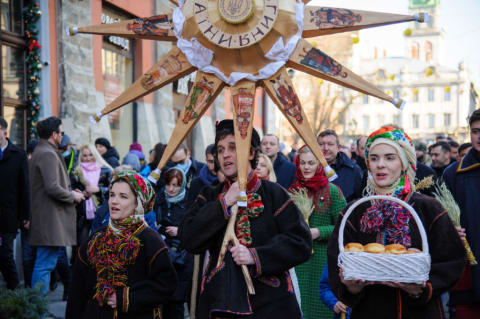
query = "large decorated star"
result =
(69, 0, 426, 295)
(68, 0, 425, 182)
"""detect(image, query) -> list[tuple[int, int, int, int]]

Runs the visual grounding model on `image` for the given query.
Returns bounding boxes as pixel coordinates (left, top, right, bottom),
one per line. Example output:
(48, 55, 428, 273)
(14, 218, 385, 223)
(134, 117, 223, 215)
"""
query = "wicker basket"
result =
(338, 195, 431, 283)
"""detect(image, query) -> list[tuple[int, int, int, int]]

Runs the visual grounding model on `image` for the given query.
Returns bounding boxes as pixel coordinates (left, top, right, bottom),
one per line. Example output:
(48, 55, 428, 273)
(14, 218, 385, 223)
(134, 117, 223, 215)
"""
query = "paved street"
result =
(46, 284, 67, 319)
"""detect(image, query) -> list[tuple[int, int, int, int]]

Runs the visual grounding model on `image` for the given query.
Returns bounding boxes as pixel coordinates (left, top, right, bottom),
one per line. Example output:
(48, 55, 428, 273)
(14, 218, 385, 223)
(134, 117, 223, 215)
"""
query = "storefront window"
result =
(2, 44, 25, 100)
(1, 0, 23, 34)
(101, 6, 134, 157)
(1, 0, 27, 147)
(3, 105, 26, 148)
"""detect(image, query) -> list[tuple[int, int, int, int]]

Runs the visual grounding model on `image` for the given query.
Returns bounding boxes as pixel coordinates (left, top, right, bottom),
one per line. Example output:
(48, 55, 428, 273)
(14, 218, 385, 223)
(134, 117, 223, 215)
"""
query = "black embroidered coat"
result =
(327, 192, 466, 319)
(179, 180, 312, 319)
(66, 227, 177, 319)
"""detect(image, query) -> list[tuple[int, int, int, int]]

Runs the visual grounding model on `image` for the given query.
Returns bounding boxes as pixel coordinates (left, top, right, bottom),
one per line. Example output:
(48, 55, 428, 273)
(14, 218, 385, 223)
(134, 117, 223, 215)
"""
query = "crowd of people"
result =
(0, 108, 478, 319)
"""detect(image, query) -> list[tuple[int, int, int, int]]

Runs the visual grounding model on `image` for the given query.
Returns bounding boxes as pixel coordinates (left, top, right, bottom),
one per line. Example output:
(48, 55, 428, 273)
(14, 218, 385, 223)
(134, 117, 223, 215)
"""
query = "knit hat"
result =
(129, 141, 143, 152)
(59, 134, 71, 150)
(94, 137, 111, 149)
(365, 126, 416, 199)
(110, 170, 155, 215)
(122, 153, 141, 172)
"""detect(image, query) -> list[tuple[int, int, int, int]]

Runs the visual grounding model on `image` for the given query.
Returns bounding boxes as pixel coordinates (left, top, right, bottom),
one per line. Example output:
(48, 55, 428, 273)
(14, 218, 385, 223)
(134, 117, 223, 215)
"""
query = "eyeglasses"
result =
(56, 131, 64, 136)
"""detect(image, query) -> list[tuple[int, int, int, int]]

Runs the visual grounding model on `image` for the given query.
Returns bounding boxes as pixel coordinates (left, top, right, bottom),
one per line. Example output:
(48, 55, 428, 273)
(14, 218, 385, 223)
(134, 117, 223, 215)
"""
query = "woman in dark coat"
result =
(155, 166, 191, 319)
(66, 170, 177, 319)
(327, 126, 466, 319)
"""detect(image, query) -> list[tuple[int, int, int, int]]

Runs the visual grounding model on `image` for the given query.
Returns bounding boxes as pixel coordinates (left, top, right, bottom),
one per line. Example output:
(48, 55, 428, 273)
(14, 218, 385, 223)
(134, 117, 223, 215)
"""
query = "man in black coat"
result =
(317, 130, 363, 202)
(0, 116, 31, 289)
(444, 109, 480, 311)
(94, 137, 120, 168)
(179, 120, 311, 318)
(261, 134, 296, 189)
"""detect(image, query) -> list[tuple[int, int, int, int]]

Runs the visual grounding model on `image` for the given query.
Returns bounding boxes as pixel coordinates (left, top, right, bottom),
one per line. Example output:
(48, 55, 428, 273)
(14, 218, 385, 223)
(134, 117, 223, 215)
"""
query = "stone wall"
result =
(56, 0, 111, 145)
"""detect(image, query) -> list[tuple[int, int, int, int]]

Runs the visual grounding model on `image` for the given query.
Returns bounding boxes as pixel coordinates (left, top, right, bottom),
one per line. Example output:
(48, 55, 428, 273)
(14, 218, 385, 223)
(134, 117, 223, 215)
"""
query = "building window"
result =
(413, 89, 419, 102)
(394, 89, 400, 99)
(412, 114, 419, 129)
(428, 88, 435, 102)
(425, 41, 433, 62)
(1, 0, 27, 148)
(363, 94, 369, 104)
(377, 69, 386, 79)
(428, 114, 435, 128)
(444, 88, 451, 101)
(411, 42, 420, 59)
(362, 115, 370, 130)
(444, 113, 451, 128)
(393, 115, 401, 126)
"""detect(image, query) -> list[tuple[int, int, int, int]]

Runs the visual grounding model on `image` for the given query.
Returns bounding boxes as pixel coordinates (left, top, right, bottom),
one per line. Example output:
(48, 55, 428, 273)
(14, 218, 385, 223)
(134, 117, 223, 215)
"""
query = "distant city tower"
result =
(406, 0, 444, 65)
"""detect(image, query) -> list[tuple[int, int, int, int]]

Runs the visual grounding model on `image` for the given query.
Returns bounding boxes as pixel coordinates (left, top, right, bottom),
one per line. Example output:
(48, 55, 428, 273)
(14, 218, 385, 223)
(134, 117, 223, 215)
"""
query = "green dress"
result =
(295, 183, 347, 319)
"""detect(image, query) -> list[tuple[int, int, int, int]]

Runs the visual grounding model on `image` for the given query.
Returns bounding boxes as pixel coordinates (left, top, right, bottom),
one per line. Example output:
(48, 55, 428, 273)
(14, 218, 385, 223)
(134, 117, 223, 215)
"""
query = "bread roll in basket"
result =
(338, 195, 431, 283)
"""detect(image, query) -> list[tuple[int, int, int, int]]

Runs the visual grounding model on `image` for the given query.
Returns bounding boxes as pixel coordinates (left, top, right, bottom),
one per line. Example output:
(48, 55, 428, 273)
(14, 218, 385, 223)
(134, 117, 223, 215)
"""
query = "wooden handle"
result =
(216, 205, 256, 295)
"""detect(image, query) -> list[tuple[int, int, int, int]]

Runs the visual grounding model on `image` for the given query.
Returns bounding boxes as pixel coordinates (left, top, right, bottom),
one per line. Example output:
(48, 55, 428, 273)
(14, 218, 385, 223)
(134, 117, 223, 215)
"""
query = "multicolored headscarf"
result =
(364, 126, 416, 199)
(360, 126, 417, 247)
(110, 170, 155, 215)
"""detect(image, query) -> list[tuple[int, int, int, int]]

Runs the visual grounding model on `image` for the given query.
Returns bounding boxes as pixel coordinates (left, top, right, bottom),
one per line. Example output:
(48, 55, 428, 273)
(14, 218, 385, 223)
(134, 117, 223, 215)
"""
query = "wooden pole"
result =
(216, 80, 257, 295)
(262, 68, 337, 180)
(287, 39, 404, 109)
(303, 7, 427, 38)
(148, 71, 225, 181)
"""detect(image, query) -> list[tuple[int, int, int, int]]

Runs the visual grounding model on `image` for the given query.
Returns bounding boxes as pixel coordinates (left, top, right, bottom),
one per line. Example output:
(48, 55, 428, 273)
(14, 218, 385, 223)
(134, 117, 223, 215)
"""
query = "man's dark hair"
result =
(317, 129, 339, 145)
(448, 140, 459, 148)
(214, 120, 260, 169)
(177, 144, 189, 155)
(469, 109, 480, 127)
(458, 142, 472, 154)
(37, 116, 62, 139)
(431, 141, 451, 153)
(149, 143, 166, 170)
(0, 116, 7, 129)
(205, 144, 215, 156)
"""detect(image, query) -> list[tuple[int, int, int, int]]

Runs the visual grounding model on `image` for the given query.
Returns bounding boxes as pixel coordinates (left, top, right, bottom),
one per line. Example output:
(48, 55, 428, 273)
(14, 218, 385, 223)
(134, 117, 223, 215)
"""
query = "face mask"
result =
(62, 150, 71, 158)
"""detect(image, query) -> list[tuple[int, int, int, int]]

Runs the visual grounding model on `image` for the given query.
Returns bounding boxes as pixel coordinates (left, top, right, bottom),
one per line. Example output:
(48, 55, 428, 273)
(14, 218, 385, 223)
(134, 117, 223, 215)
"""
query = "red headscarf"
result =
(289, 145, 328, 197)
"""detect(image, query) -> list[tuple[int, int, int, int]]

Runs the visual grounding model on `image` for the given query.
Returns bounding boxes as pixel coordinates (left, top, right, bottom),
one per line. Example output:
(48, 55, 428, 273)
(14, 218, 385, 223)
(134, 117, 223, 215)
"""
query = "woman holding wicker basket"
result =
(289, 145, 347, 319)
(327, 126, 466, 318)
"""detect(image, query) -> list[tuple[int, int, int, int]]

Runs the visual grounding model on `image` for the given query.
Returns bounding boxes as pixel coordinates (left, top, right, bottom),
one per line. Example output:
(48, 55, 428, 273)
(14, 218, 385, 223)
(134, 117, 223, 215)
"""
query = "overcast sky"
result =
(309, 0, 480, 86)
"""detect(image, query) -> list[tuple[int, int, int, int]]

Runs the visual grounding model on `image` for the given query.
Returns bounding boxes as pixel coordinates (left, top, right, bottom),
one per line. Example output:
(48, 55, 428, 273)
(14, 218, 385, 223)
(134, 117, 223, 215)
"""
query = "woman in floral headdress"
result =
(66, 170, 177, 319)
(289, 145, 347, 319)
(327, 126, 466, 318)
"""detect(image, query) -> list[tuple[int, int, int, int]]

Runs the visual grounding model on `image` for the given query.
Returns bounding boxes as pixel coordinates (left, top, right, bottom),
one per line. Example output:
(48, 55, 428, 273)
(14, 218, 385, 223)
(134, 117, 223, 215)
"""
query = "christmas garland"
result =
(23, 1, 42, 139)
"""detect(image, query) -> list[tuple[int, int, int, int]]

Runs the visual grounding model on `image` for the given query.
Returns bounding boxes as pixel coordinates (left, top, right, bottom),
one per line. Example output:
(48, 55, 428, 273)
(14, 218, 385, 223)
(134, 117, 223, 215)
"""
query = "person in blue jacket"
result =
(319, 264, 351, 319)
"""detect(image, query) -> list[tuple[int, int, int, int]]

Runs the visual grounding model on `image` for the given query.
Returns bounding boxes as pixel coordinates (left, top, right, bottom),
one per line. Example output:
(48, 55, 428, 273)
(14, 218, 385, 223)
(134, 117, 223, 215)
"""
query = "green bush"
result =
(0, 287, 48, 319)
